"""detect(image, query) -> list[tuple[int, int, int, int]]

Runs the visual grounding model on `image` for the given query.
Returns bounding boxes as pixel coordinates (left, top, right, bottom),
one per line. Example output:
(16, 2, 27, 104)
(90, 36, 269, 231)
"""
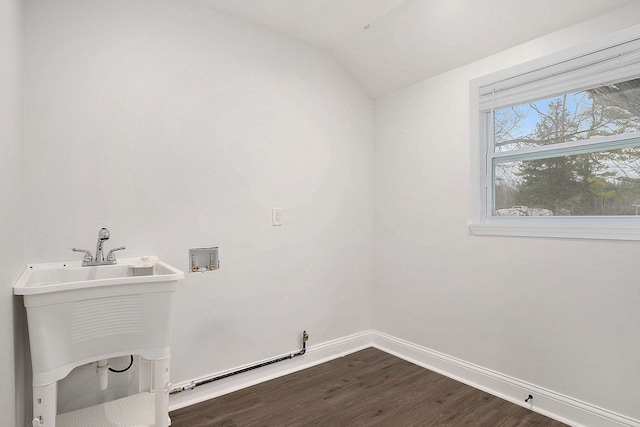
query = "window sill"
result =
(469, 217, 640, 240)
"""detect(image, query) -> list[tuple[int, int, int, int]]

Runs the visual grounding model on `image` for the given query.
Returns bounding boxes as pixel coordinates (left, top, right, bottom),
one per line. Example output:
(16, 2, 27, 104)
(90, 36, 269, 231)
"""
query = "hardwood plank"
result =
(170, 348, 567, 426)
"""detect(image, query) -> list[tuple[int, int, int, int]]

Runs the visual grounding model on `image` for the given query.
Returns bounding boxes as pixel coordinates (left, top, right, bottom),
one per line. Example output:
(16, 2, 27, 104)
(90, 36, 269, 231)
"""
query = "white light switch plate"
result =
(272, 208, 283, 226)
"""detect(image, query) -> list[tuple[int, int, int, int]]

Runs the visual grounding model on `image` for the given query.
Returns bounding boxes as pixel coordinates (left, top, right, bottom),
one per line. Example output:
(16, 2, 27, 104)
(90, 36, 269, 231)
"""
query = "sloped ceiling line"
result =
(194, 0, 635, 97)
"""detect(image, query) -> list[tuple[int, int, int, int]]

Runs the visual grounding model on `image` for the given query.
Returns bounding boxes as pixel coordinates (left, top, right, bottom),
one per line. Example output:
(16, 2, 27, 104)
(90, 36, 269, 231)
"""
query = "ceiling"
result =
(194, 0, 635, 97)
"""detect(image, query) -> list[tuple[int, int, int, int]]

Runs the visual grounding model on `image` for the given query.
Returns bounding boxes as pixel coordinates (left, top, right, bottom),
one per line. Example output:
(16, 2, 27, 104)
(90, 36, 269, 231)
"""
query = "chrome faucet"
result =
(95, 227, 110, 263)
(73, 227, 126, 266)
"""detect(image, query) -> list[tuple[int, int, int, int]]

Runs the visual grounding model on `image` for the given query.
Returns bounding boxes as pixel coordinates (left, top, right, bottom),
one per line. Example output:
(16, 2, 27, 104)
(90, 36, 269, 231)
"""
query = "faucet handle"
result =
(72, 248, 93, 263)
(106, 246, 126, 262)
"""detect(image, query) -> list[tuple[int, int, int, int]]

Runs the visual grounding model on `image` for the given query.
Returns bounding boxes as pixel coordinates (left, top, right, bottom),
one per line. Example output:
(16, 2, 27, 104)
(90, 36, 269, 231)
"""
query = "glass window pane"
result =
(494, 77, 640, 153)
(493, 147, 640, 216)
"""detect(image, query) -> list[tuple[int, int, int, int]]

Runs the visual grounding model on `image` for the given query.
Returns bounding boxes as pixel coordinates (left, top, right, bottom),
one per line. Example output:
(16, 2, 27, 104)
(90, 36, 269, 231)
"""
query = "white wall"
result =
(23, 0, 373, 414)
(374, 4, 640, 424)
(1, 0, 25, 425)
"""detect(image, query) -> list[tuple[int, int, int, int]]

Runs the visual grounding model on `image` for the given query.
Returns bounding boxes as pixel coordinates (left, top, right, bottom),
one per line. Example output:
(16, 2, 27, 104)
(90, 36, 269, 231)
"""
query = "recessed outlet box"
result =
(189, 247, 220, 273)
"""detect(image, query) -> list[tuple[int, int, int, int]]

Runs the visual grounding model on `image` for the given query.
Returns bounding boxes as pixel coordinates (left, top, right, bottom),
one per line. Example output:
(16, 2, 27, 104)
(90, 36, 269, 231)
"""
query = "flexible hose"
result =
(109, 355, 134, 373)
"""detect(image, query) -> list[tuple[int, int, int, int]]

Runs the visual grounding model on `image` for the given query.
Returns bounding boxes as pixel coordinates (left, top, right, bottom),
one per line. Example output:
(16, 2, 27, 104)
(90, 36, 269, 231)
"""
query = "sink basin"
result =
(14, 257, 182, 296)
(14, 257, 184, 386)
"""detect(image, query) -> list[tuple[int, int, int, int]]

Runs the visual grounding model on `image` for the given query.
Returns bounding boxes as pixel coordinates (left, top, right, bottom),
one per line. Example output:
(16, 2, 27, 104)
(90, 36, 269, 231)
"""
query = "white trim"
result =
(371, 331, 640, 427)
(169, 330, 640, 426)
(469, 217, 640, 240)
(492, 132, 640, 163)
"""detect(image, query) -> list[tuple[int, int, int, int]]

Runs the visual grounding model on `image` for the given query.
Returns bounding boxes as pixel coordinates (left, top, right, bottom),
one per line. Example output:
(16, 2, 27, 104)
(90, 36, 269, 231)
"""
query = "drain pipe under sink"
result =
(97, 360, 109, 391)
(96, 355, 135, 391)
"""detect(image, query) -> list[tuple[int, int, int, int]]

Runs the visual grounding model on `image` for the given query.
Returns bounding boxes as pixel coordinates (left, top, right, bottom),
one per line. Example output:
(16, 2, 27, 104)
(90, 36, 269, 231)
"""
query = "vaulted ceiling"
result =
(194, 0, 635, 97)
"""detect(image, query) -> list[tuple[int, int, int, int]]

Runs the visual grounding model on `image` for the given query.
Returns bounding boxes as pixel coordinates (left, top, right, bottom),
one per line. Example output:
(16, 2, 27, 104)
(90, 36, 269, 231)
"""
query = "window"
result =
(470, 26, 640, 240)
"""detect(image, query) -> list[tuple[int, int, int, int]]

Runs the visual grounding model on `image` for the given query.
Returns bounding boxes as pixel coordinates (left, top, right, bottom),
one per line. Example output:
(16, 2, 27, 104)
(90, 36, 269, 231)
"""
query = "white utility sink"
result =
(14, 257, 182, 295)
(14, 256, 184, 427)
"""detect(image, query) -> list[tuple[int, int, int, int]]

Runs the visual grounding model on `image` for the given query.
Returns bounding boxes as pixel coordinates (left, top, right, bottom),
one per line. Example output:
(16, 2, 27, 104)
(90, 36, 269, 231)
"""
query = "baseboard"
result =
(168, 330, 374, 411)
(371, 331, 639, 427)
(169, 330, 639, 427)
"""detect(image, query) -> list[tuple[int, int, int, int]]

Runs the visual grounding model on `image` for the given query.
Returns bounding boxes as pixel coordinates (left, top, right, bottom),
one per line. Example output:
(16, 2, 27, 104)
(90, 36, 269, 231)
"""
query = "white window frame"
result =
(470, 25, 640, 240)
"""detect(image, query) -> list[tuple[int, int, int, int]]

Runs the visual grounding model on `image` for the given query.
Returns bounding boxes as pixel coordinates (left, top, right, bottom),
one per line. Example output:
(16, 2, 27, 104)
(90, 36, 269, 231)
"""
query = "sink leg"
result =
(32, 382, 57, 427)
(154, 357, 170, 427)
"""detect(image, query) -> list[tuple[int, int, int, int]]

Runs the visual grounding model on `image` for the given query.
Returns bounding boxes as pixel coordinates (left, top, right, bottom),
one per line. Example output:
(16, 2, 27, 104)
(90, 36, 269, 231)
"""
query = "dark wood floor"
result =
(170, 347, 566, 426)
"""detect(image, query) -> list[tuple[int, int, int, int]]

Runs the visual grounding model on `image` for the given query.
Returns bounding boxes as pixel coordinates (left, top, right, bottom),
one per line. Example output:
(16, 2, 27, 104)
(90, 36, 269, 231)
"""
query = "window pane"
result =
(494, 77, 640, 153)
(494, 147, 640, 216)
